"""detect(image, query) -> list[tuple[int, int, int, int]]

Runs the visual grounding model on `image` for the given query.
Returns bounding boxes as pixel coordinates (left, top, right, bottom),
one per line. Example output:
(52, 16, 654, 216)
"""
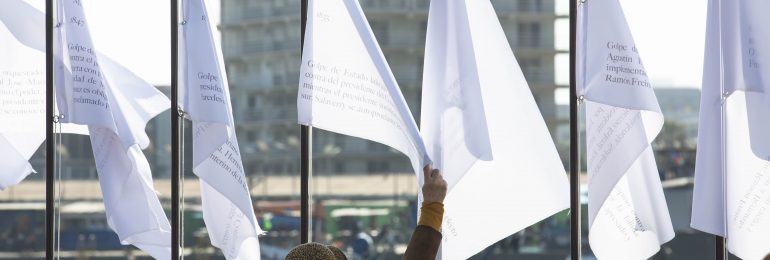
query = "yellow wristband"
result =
(418, 202, 444, 232)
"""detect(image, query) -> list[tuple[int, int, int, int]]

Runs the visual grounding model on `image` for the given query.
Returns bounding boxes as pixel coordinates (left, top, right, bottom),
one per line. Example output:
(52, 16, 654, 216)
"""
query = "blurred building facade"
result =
(220, 0, 565, 175)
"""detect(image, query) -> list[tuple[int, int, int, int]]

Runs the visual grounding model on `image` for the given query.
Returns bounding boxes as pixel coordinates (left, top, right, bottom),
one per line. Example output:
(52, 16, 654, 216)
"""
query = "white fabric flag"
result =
(179, 0, 262, 259)
(691, 0, 770, 258)
(0, 0, 91, 189)
(577, 0, 674, 259)
(420, 0, 493, 191)
(422, 1, 570, 259)
(0, 2, 45, 189)
(297, 0, 429, 178)
(54, 1, 172, 258)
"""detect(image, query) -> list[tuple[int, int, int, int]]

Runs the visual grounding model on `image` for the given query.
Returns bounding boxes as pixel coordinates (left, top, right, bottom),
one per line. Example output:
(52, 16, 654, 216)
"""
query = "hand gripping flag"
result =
(691, 0, 770, 258)
(577, 0, 674, 258)
(179, 0, 262, 259)
(421, 0, 570, 259)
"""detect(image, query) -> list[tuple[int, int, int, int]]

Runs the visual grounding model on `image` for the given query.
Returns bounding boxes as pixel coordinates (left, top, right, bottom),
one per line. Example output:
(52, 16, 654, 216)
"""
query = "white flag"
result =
(422, 1, 570, 259)
(54, 1, 172, 258)
(0, 1, 92, 189)
(0, 0, 45, 189)
(691, 0, 770, 258)
(297, 0, 429, 178)
(577, 0, 674, 259)
(179, 0, 262, 259)
(420, 0, 493, 191)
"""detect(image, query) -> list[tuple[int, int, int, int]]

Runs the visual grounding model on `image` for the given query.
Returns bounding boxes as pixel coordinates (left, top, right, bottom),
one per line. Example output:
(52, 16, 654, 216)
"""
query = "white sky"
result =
(26, 0, 221, 86)
(556, 0, 707, 88)
(29, 0, 705, 89)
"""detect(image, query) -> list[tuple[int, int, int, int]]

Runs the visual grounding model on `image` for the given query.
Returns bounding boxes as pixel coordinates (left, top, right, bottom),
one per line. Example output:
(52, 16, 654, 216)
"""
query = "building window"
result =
(519, 58, 542, 83)
(419, 20, 428, 43)
(368, 20, 388, 45)
(416, 56, 424, 83)
(518, 0, 543, 13)
(517, 22, 541, 47)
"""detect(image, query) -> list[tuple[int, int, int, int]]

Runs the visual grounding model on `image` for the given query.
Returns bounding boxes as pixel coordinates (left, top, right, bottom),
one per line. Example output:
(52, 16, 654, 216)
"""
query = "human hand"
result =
(422, 165, 447, 205)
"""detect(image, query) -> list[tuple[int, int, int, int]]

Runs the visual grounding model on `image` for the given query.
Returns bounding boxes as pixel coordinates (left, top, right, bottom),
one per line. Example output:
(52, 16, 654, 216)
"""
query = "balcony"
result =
(223, 4, 297, 24)
(243, 6, 295, 20)
(233, 74, 298, 90)
(237, 108, 297, 123)
(225, 41, 301, 60)
(360, 0, 430, 12)
(491, 0, 557, 15)
(242, 41, 300, 54)
(513, 33, 555, 49)
(383, 36, 421, 46)
(521, 69, 556, 85)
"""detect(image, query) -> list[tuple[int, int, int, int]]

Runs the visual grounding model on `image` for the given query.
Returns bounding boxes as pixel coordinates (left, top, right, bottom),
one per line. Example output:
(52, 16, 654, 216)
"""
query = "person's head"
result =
(327, 246, 346, 260)
(285, 242, 347, 260)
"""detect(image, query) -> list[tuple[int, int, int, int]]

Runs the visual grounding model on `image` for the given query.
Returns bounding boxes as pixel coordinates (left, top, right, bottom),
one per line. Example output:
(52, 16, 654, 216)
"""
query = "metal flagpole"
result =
(569, 0, 582, 259)
(716, 0, 727, 257)
(171, 0, 181, 258)
(299, 0, 312, 244)
(716, 237, 727, 259)
(45, 0, 55, 259)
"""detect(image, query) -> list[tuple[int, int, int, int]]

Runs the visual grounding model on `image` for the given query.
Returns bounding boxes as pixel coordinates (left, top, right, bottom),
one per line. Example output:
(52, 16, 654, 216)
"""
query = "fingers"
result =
(421, 167, 447, 205)
(423, 165, 445, 185)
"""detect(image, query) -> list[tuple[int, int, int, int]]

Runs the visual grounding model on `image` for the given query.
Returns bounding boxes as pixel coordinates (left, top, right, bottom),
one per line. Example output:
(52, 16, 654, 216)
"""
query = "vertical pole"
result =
(299, 0, 312, 244)
(45, 0, 55, 259)
(569, 0, 581, 259)
(716, 237, 727, 260)
(171, 0, 181, 258)
(716, 0, 727, 258)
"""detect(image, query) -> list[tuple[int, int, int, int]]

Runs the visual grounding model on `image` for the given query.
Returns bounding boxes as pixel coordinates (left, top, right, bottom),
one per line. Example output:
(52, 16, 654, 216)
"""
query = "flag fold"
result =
(297, 0, 429, 180)
(0, 1, 46, 189)
(578, 0, 674, 259)
(692, 1, 770, 258)
(422, 0, 570, 259)
(180, 0, 262, 259)
(56, 1, 172, 258)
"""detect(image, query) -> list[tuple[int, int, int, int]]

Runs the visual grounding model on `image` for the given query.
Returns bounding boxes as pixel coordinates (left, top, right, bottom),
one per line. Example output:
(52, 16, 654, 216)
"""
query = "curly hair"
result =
(326, 245, 347, 260)
(285, 242, 347, 260)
